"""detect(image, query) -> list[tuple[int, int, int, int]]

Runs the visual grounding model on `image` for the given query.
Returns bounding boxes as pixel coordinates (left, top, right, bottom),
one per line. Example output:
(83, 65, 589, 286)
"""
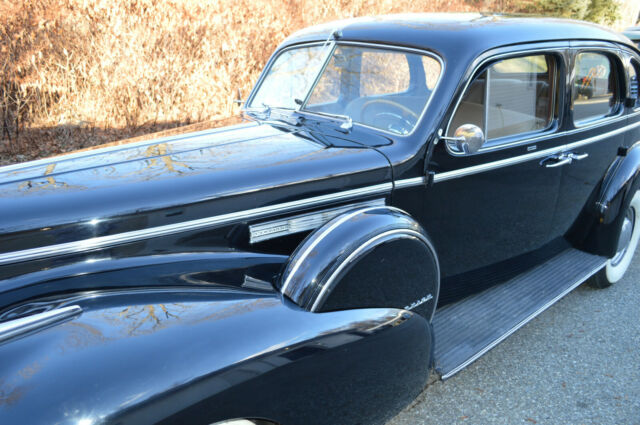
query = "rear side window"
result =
(448, 54, 557, 144)
(630, 59, 639, 108)
(572, 52, 618, 124)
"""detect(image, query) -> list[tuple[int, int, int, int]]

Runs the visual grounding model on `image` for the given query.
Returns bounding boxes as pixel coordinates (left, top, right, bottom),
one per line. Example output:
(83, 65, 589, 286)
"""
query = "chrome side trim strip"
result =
(564, 120, 639, 151)
(440, 260, 606, 379)
(433, 143, 563, 183)
(0, 183, 392, 266)
(249, 199, 385, 243)
(394, 176, 426, 189)
(394, 119, 640, 189)
(0, 305, 82, 343)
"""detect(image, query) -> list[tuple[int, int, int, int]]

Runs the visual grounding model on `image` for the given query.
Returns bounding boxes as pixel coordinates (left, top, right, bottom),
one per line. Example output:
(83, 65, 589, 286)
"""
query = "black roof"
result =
(623, 27, 640, 42)
(282, 13, 632, 55)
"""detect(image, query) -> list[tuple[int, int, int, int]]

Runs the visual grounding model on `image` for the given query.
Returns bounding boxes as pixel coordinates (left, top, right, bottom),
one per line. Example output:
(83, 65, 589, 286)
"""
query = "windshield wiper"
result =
(243, 104, 353, 135)
(294, 109, 353, 133)
(242, 104, 301, 128)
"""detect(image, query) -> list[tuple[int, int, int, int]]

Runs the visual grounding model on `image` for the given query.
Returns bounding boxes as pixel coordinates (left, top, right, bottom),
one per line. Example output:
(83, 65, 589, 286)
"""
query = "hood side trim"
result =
(0, 183, 392, 266)
(0, 305, 82, 343)
(249, 198, 385, 243)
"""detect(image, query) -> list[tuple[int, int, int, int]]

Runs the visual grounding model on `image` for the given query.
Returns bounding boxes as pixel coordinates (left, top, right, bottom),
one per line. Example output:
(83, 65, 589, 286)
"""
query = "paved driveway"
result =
(388, 254, 640, 425)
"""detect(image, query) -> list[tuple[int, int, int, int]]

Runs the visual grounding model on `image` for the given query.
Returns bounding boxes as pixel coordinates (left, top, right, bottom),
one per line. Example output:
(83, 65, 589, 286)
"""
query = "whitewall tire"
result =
(590, 191, 640, 288)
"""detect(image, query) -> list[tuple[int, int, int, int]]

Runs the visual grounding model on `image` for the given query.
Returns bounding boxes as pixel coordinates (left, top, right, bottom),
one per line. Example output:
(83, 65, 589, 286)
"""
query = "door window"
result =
(572, 52, 618, 124)
(448, 54, 557, 146)
(630, 59, 639, 108)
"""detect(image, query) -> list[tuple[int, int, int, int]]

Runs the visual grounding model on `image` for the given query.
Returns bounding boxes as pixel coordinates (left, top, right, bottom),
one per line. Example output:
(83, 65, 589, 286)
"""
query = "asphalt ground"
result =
(387, 253, 640, 425)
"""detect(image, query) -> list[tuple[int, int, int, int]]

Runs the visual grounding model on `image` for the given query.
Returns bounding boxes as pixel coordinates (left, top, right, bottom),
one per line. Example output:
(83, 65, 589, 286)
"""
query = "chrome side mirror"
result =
(440, 124, 485, 154)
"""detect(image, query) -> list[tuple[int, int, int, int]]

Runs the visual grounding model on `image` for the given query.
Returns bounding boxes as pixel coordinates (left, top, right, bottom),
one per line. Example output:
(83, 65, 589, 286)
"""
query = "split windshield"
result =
(247, 43, 442, 135)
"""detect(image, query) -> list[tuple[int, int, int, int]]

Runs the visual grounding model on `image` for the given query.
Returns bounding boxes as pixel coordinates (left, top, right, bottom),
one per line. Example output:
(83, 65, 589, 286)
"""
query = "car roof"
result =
(282, 13, 633, 56)
(623, 28, 640, 41)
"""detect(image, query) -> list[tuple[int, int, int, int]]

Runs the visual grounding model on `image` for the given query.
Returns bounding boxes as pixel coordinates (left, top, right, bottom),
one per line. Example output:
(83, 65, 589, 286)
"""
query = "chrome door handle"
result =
(568, 152, 589, 161)
(545, 157, 572, 167)
(541, 153, 572, 168)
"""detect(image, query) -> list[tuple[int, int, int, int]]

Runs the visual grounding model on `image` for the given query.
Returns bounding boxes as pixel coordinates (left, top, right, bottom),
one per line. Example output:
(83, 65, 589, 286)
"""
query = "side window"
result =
(422, 56, 441, 90)
(630, 59, 639, 108)
(449, 54, 557, 145)
(572, 52, 618, 124)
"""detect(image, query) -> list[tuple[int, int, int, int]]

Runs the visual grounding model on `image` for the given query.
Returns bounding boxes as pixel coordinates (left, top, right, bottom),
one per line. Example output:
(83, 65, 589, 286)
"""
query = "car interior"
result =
(305, 45, 440, 134)
(449, 54, 556, 143)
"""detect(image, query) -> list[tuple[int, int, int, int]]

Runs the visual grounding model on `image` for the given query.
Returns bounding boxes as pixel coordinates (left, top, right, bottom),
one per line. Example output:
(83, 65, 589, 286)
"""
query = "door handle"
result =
(540, 151, 588, 168)
(545, 156, 572, 168)
(568, 152, 589, 161)
(541, 153, 572, 168)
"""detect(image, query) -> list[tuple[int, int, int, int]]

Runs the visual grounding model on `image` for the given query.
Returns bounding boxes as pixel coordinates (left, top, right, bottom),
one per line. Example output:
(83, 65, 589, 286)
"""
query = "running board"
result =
(432, 248, 607, 380)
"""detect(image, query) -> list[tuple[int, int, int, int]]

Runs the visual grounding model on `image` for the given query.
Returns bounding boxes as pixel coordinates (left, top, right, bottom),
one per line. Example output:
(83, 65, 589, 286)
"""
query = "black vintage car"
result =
(1, 14, 640, 425)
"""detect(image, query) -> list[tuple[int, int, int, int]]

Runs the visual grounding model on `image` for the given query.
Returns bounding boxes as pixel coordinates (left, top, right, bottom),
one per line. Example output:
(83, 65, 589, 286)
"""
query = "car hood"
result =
(0, 122, 391, 259)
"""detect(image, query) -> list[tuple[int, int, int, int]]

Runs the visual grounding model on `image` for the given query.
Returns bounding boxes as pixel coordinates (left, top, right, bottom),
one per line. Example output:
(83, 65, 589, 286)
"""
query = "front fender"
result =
(0, 288, 431, 425)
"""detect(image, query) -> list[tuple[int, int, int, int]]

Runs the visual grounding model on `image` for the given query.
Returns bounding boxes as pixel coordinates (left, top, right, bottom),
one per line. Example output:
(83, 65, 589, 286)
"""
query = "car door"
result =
(417, 48, 568, 304)
(551, 45, 627, 238)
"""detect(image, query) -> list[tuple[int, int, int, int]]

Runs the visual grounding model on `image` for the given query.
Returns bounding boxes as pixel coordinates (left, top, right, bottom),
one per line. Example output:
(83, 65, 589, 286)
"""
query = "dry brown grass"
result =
(0, 0, 523, 165)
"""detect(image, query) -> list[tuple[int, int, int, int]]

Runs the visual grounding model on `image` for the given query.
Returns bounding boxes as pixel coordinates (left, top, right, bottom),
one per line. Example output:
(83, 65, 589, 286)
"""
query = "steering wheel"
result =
(360, 99, 419, 134)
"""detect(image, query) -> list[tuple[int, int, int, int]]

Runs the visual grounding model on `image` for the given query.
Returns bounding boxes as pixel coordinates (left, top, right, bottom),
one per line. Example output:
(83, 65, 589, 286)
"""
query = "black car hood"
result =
(0, 122, 391, 256)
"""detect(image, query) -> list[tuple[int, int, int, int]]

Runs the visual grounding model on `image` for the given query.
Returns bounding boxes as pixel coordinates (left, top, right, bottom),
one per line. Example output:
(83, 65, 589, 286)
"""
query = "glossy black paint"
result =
(569, 140, 640, 257)
(395, 42, 568, 286)
(0, 288, 431, 425)
(279, 206, 439, 320)
(622, 29, 640, 48)
(2, 15, 637, 288)
(2, 14, 640, 425)
(0, 251, 287, 313)
(283, 15, 630, 52)
(0, 123, 389, 253)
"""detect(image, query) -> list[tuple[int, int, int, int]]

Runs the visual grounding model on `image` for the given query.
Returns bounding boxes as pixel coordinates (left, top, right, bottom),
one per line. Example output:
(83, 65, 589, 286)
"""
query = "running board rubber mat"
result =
(432, 248, 607, 379)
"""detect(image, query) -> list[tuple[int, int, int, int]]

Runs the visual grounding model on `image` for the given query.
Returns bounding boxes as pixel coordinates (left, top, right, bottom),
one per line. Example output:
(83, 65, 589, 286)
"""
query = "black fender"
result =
(0, 251, 288, 311)
(277, 206, 440, 321)
(569, 142, 640, 257)
(0, 287, 431, 425)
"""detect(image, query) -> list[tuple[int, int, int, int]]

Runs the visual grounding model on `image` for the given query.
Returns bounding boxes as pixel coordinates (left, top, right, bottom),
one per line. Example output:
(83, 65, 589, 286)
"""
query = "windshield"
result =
(248, 44, 442, 135)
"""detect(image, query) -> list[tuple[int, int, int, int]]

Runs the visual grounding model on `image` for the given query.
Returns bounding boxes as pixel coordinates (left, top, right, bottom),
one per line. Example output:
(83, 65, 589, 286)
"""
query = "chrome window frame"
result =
(244, 40, 445, 138)
(444, 47, 565, 156)
(570, 49, 625, 128)
(627, 55, 640, 112)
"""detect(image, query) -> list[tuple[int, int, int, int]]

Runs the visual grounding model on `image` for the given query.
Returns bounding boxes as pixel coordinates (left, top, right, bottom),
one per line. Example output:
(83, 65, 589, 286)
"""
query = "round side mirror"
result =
(447, 124, 485, 154)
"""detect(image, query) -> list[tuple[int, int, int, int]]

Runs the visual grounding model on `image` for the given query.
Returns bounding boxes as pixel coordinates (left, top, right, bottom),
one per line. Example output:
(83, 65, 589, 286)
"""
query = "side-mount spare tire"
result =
(277, 205, 440, 321)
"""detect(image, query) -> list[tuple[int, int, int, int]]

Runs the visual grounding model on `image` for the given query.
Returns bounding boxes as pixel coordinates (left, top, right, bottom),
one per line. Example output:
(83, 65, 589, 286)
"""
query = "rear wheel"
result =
(590, 191, 640, 288)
